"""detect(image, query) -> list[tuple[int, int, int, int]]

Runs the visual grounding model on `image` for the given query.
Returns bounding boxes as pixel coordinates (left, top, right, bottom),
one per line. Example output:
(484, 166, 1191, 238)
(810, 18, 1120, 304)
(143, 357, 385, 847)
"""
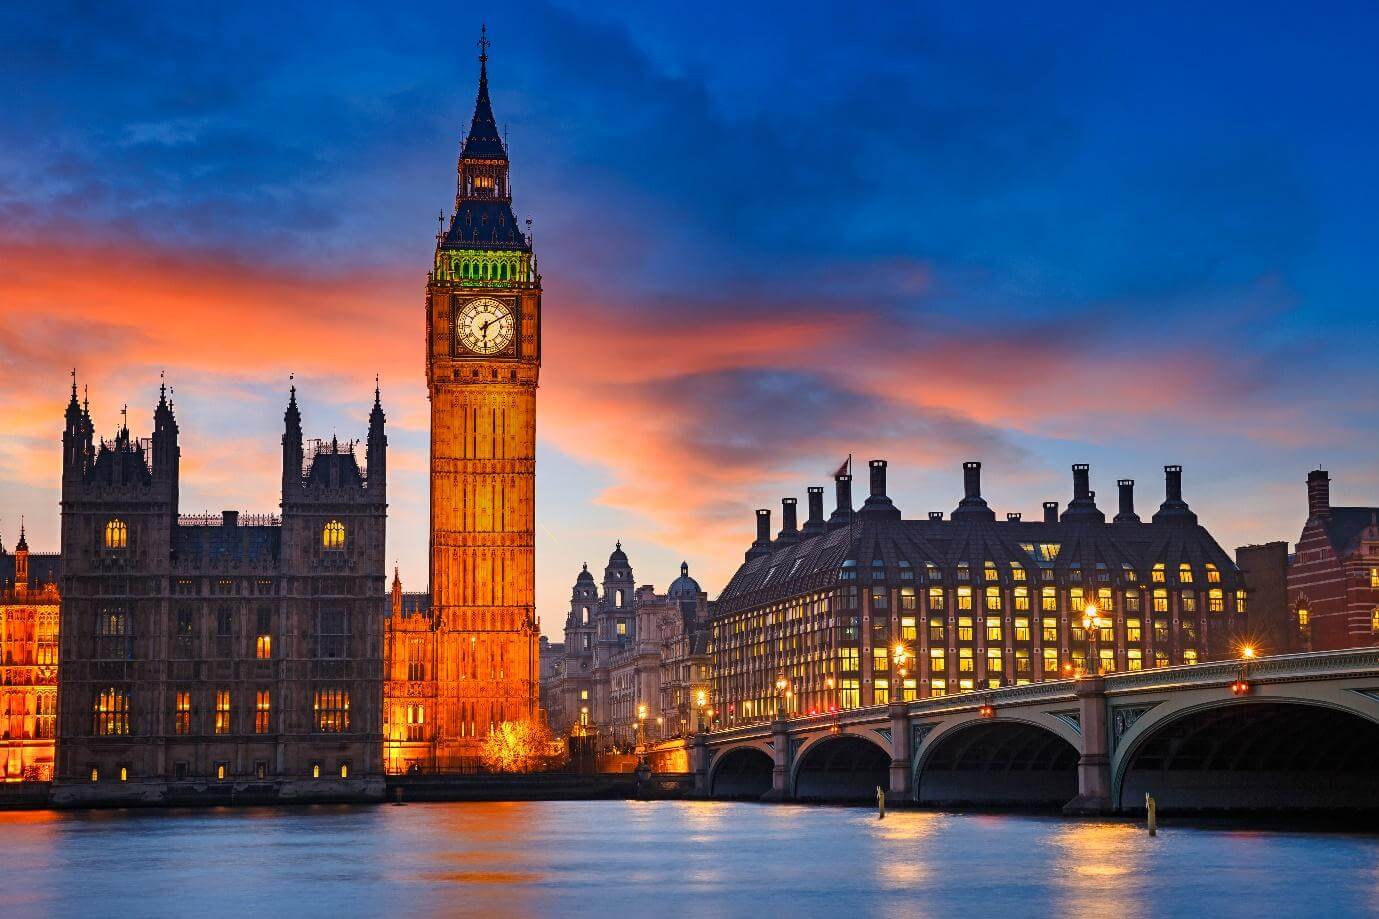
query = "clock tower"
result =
(425, 32, 540, 766)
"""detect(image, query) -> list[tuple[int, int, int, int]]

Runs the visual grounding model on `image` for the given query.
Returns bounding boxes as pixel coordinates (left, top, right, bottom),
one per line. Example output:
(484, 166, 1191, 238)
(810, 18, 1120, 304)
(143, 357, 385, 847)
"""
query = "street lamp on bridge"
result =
(1082, 603, 1108, 676)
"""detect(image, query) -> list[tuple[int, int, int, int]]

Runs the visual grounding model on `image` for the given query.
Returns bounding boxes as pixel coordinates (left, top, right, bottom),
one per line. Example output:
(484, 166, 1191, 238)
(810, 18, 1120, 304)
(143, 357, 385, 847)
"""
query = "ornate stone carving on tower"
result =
(412, 30, 541, 767)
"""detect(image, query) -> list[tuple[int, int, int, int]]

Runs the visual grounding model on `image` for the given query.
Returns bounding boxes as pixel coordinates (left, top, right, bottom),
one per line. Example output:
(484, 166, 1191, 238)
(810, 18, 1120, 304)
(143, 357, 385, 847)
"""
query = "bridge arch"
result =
(708, 744, 774, 799)
(915, 717, 1079, 807)
(1115, 697, 1379, 812)
(791, 733, 890, 802)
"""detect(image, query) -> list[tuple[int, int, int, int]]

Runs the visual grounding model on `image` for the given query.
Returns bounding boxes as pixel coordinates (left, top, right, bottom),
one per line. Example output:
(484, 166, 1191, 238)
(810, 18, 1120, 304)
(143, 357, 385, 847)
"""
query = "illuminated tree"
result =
(479, 719, 558, 773)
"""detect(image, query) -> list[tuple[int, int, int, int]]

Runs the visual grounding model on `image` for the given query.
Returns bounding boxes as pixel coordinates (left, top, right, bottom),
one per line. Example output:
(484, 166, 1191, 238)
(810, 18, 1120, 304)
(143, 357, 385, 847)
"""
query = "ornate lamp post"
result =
(1082, 603, 1107, 676)
(892, 643, 910, 702)
(694, 688, 709, 733)
(774, 675, 790, 720)
(636, 702, 648, 751)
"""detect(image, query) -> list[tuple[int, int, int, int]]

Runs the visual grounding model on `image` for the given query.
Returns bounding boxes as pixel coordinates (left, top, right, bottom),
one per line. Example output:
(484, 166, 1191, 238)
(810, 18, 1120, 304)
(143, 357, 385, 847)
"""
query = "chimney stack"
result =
(1061, 464, 1105, 523)
(1007, 512, 1022, 522)
(1307, 469, 1331, 520)
(1114, 479, 1140, 523)
(746, 508, 773, 560)
(1165, 465, 1183, 503)
(777, 497, 799, 543)
(1072, 464, 1091, 501)
(859, 459, 901, 520)
(1151, 465, 1197, 525)
(1043, 501, 1059, 523)
(802, 486, 827, 536)
(827, 473, 855, 530)
(929, 511, 944, 521)
(952, 460, 995, 521)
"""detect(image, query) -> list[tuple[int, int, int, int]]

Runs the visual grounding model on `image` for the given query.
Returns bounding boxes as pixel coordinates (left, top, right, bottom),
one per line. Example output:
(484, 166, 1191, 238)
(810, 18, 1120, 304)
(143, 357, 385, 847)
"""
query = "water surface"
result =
(1, 801, 1377, 917)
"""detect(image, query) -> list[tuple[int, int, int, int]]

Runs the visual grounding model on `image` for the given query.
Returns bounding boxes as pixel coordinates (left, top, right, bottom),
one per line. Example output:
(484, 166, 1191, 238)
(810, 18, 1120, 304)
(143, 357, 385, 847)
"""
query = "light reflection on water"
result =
(2, 801, 1378, 918)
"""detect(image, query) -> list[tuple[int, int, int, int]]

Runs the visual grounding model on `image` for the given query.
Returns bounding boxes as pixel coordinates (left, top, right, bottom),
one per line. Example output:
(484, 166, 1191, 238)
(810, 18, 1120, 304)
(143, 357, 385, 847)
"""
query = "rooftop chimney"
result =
(1043, 501, 1059, 523)
(952, 460, 995, 521)
(859, 459, 901, 520)
(222, 510, 239, 528)
(1114, 479, 1140, 524)
(802, 486, 827, 536)
(1007, 512, 1022, 522)
(827, 473, 855, 530)
(777, 497, 800, 543)
(1307, 469, 1331, 520)
(928, 511, 944, 521)
(746, 508, 773, 560)
(1151, 464, 1197, 526)
(1060, 464, 1105, 524)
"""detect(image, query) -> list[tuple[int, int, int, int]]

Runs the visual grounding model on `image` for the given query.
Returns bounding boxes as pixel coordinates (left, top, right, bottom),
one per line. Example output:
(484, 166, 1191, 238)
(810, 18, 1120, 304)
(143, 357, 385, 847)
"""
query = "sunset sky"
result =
(2, 2, 1377, 637)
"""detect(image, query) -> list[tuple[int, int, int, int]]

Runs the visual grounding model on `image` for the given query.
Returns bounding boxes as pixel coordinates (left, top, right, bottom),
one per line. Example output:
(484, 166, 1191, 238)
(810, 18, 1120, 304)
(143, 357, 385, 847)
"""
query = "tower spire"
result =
(462, 24, 505, 160)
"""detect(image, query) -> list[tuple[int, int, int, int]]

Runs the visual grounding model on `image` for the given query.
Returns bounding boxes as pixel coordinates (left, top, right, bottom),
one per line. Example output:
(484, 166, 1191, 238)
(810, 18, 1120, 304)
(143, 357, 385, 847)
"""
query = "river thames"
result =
(1, 801, 1377, 917)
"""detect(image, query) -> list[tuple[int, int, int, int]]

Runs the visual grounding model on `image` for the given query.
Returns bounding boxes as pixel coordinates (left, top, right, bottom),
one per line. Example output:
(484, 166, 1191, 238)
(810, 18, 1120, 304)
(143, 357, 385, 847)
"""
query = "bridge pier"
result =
(888, 701, 911, 801)
(1063, 676, 1113, 815)
(690, 733, 709, 796)
(761, 717, 791, 801)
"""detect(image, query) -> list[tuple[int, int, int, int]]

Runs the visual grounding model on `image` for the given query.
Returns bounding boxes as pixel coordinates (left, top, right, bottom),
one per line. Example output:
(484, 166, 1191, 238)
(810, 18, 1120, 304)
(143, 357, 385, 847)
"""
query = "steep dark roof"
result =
(440, 199, 529, 251)
(304, 447, 364, 489)
(401, 592, 432, 616)
(462, 60, 506, 160)
(0, 552, 60, 589)
(172, 525, 280, 566)
(715, 515, 1243, 617)
(1320, 507, 1379, 558)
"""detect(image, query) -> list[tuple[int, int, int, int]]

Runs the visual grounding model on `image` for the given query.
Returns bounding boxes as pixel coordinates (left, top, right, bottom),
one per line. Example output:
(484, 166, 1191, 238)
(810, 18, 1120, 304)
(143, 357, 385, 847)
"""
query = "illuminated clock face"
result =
(456, 298, 515, 355)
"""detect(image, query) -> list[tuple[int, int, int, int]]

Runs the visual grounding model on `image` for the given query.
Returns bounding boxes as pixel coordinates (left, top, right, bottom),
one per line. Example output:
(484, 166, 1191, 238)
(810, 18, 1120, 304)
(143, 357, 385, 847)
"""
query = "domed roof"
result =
(668, 561, 701, 600)
(607, 540, 629, 567)
(576, 562, 594, 584)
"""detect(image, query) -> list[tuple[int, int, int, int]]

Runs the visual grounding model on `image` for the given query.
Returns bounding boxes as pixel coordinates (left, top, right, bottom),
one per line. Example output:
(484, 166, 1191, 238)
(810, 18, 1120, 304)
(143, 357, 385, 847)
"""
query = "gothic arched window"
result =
(323, 520, 346, 550)
(104, 519, 127, 550)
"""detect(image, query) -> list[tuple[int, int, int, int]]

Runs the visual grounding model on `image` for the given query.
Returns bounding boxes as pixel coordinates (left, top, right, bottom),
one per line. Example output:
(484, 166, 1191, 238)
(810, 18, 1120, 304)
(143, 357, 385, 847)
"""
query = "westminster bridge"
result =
(688, 648, 1379, 812)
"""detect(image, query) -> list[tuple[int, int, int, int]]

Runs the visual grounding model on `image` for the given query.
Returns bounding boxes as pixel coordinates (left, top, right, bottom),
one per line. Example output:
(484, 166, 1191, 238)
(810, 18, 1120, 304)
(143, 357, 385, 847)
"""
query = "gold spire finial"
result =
(478, 23, 490, 64)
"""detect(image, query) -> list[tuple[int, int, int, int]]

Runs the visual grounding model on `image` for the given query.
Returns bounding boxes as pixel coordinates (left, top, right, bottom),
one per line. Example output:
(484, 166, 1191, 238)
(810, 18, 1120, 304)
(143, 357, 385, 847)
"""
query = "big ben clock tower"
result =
(425, 30, 540, 766)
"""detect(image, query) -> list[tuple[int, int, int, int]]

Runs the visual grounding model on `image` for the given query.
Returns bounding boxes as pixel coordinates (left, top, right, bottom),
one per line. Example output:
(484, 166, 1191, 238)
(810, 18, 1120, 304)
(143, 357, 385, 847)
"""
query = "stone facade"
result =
(0, 527, 59, 781)
(548, 546, 711, 750)
(384, 45, 541, 770)
(1287, 469, 1379, 651)
(712, 460, 1248, 726)
(52, 379, 386, 804)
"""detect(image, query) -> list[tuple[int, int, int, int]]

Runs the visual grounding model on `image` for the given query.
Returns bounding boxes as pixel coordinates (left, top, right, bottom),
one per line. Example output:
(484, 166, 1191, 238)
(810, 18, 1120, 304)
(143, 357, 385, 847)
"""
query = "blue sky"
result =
(1, 1, 1376, 633)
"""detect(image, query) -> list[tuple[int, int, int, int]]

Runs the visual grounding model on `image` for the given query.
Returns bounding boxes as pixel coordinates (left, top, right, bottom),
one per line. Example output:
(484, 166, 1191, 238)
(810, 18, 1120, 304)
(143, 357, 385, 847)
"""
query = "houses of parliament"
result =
(0, 38, 541, 798)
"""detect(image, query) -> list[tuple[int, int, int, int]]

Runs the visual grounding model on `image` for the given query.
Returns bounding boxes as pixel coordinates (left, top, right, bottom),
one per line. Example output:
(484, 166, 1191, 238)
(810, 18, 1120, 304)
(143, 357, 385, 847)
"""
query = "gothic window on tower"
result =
(255, 690, 271, 734)
(323, 520, 346, 550)
(174, 691, 191, 735)
(104, 519, 128, 549)
(214, 690, 232, 734)
(316, 609, 347, 658)
(95, 608, 131, 660)
(314, 688, 351, 733)
(94, 687, 130, 736)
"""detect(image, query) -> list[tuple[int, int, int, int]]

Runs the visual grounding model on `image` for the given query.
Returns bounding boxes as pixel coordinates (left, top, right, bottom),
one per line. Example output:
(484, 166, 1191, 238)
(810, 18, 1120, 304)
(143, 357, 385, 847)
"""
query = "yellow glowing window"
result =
(94, 688, 130, 736)
(119, 766, 128, 782)
(986, 648, 1003, 672)
(1014, 617, 1030, 641)
(983, 564, 999, 582)
(985, 617, 1002, 642)
(1236, 590, 1248, 612)
(1178, 564, 1193, 584)
(216, 763, 227, 780)
(340, 763, 349, 778)
(1371, 608, 1379, 634)
(1182, 649, 1198, 665)
(312, 763, 322, 779)
(1098, 587, 1113, 608)
(957, 587, 972, 611)
(873, 647, 889, 672)
(1208, 589, 1224, 613)
(1010, 563, 1026, 582)
(1042, 617, 1058, 642)
(985, 587, 1002, 611)
(1043, 648, 1059, 673)
(1127, 649, 1143, 671)
(175, 691, 191, 735)
(90, 767, 99, 782)
(959, 678, 974, 692)
(1070, 588, 1084, 609)
(1127, 618, 1142, 642)
(104, 519, 128, 549)
(930, 679, 947, 697)
(1152, 563, 1166, 583)
(900, 617, 917, 641)
(959, 648, 974, 672)
(957, 617, 974, 641)
(214, 690, 231, 734)
(256, 634, 272, 659)
(928, 617, 944, 641)
(1207, 564, 1221, 583)
(323, 520, 346, 550)
(1041, 587, 1058, 612)
(1372, 568, 1379, 588)
(1153, 589, 1169, 613)
(473, 174, 495, 189)
(255, 690, 271, 734)
(1014, 587, 1030, 611)
(314, 688, 350, 733)
(930, 647, 946, 667)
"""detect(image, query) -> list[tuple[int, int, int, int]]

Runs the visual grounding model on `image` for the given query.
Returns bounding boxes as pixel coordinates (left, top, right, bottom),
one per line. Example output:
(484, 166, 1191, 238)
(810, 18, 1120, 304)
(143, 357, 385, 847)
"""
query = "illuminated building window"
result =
(90, 767, 99, 783)
(1154, 651, 1169, 668)
(104, 519, 128, 549)
(928, 588, 945, 610)
(958, 678, 974, 692)
(1043, 649, 1059, 674)
(255, 690, 271, 734)
(902, 678, 918, 701)
(986, 648, 1003, 673)
(216, 762, 228, 781)
(616, 619, 628, 637)
(1182, 649, 1198, 665)
(93, 687, 130, 736)
(1015, 649, 1030, 674)
(1014, 617, 1030, 641)
(958, 648, 974, 673)
(873, 679, 889, 705)
(928, 616, 945, 642)
(930, 648, 946, 671)
(1236, 591, 1248, 613)
(255, 761, 267, 780)
(930, 678, 947, 697)
(1182, 592, 1197, 613)
(311, 763, 322, 778)
(1208, 589, 1224, 613)
(579, 689, 589, 700)
(407, 638, 426, 681)
(214, 690, 232, 734)
(339, 763, 350, 779)
(1372, 567, 1379, 589)
(1127, 649, 1143, 671)
(985, 587, 1002, 611)
(839, 679, 860, 708)
(1041, 587, 1058, 612)
(957, 617, 974, 642)
(1099, 648, 1114, 671)
(1010, 563, 1026, 582)
(615, 589, 625, 607)
(900, 588, 916, 611)
(175, 691, 191, 735)
(314, 688, 351, 733)
(957, 587, 972, 611)
(1206, 564, 1221, 583)
(1014, 587, 1030, 611)
(900, 616, 917, 641)
(1153, 589, 1169, 613)
(323, 520, 346, 550)
(95, 608, 131, 660)
(1178, 564, 1193, 584)
(983, 563, 999, 582)
(119, 766, 128, 782)
(1042, 617, 1058, 643)
(1125, 591, 1142, 613)
(1153, 619, 1169, 643)
(1152, 563, 1166, 583)
(1371, 608, 1379, 634)
(579, 707, 589, 726)
(256, 608, 272, 659)
(985, 617, 1002, 642)
(873, 647, 889, 673)
(407, 704, 425, 741)
(1126, 618, 1142, 643)
(1069, 587, 1084, 611)
(840, 647, 859, 672)
(1098, 587, 1113, 609)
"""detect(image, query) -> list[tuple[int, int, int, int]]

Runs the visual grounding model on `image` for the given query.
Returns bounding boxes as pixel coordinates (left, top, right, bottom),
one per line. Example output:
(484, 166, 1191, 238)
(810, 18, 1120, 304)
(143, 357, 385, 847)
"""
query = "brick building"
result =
(1288, 469, 1379, 651)
(712, 460, 1247, 725)
(53, 379, 386, 804)
(0, 525, 60, 781)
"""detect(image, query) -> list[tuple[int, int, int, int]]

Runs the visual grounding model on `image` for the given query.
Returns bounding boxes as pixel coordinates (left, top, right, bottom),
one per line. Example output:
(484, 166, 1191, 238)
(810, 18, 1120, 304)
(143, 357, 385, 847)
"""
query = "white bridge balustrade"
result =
(690, 649, 1379, 813)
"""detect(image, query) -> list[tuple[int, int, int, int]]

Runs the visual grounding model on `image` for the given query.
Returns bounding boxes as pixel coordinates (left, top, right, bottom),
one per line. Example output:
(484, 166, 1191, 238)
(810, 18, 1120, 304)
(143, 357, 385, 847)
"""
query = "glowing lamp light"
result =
(1081, 603, 1103, 630)
(1231, 680, 1251, 695)
(1240, 645, 1257, 660)
(637, 704, 648, 721)
(695, 689, 708, 707)
(979, 704, 996, 719)
(775, 676, 789, 693)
